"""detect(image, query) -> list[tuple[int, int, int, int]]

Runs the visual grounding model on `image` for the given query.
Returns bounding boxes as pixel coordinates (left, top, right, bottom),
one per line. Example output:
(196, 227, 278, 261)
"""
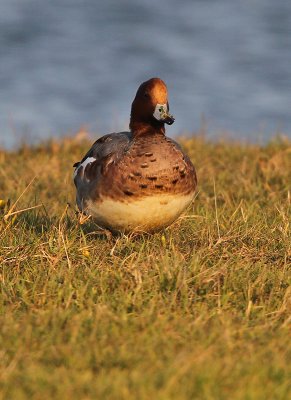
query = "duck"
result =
(73, 77, 197, 233)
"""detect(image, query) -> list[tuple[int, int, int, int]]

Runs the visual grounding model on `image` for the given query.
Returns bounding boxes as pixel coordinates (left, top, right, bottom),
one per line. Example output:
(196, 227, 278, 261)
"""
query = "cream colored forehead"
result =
(150, 84, 168, 104)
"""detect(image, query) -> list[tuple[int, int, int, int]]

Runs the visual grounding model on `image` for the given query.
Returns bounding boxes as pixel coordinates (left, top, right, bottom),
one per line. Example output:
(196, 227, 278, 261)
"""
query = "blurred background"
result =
(0, 0, 291, 148)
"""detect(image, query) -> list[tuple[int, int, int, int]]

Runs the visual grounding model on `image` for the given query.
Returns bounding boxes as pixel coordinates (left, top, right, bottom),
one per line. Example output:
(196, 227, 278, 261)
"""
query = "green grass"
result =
(0, 133, 290, 400)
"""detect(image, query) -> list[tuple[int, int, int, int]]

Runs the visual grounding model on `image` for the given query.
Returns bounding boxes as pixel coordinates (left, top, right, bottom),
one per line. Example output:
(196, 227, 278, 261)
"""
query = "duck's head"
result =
(130, 78, 175, 134)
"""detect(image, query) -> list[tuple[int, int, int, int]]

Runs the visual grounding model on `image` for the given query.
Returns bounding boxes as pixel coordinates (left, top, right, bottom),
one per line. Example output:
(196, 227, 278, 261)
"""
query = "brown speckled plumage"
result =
(101, 133, 196, 200)
(73, 78, 197, 233)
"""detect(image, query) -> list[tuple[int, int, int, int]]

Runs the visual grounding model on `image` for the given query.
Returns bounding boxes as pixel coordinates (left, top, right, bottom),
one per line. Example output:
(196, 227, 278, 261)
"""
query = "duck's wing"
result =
(73, 131, 132, 184)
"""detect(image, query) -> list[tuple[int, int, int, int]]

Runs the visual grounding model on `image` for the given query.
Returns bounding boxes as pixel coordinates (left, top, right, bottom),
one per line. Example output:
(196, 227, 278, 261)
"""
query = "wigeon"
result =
(73, 78, 197, 233)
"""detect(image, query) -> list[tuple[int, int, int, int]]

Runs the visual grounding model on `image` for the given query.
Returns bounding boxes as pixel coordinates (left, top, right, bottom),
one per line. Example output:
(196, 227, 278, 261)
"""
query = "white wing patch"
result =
(73, 157, 96, 179)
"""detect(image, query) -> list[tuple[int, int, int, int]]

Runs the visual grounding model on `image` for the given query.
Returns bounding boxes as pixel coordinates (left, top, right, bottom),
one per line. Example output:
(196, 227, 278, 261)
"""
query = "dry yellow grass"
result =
(0, 133, 290, 399)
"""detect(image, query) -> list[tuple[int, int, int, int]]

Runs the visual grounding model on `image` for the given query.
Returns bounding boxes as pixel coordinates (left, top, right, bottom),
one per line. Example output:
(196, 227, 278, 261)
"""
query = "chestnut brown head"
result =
(130, 78, 175, 133)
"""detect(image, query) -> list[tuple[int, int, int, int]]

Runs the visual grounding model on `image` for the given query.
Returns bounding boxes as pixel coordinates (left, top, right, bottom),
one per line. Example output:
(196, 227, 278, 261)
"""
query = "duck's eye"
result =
(159, 107, 163, 112)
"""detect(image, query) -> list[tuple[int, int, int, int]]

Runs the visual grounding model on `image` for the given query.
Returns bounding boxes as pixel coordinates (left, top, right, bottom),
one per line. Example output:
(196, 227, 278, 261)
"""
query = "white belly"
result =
(84, 192, 194, 233)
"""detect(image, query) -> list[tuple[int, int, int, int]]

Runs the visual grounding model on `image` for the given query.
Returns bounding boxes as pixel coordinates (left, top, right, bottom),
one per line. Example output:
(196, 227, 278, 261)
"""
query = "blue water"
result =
(0, 0, 291, 147)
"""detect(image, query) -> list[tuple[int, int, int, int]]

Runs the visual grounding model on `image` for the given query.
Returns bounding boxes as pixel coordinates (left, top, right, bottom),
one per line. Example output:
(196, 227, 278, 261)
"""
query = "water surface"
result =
(1, 0, 291, 147)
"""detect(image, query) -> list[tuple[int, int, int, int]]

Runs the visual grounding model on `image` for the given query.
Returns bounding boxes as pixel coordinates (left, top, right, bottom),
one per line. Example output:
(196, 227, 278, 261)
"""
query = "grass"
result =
(0, 133, 290, 400)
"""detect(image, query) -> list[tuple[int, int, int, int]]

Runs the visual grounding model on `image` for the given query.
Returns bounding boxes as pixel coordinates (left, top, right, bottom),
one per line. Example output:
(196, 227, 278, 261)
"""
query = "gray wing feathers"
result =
(73, 132, 132, 186)
(81, 132, 132, 163)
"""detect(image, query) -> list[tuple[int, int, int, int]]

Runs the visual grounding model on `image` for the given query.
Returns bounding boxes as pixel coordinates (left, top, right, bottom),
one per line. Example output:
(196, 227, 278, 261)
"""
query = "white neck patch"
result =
(153, 103, 168, 121)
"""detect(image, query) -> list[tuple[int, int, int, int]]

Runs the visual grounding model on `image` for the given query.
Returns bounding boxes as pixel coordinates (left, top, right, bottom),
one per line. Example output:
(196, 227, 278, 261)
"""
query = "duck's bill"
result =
(153, 103, 175, 125)
(161, 115, 175, 125)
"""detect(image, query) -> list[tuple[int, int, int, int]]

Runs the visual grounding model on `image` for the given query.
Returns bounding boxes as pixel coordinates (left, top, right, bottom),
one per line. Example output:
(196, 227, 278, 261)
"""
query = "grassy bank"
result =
(0, 134, 290, 400)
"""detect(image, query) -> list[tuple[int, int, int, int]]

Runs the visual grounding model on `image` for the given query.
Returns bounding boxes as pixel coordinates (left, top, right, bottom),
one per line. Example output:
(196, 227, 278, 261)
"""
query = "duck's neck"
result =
(129, 119, 165, 137)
